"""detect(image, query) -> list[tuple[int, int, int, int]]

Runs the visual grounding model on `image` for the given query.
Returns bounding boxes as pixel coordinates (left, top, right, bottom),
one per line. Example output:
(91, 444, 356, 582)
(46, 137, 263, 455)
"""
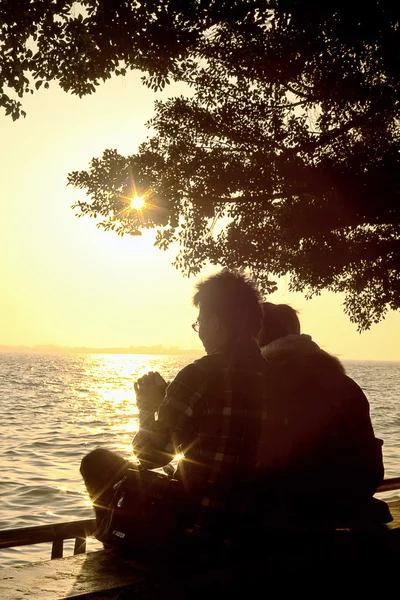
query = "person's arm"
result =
(132, 363, 207, 469)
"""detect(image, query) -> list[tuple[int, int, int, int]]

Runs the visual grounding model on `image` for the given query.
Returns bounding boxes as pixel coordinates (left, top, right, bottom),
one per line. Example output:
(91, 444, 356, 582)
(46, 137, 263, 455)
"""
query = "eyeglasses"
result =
(192, 320, 200, 333)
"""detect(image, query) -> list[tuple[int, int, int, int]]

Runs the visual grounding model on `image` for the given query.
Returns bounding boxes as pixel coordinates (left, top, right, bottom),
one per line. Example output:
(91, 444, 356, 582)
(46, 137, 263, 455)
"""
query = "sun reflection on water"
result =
(125, 420, 139, 433)
(67, 355, 191, 483)
(101, 388, 136, 405)
(69, 353, 187, 459)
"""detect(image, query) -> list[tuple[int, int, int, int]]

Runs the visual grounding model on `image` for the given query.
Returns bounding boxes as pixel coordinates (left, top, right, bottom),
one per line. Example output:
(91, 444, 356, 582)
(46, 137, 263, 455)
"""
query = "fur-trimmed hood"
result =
(261, 333, 346, 377)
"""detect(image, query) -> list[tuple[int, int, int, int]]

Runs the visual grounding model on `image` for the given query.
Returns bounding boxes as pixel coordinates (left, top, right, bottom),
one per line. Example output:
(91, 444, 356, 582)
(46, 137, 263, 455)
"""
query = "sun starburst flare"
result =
(130, 195, 146, 211)
(114, 171, 166, 227)
(117, 185, 154, 220)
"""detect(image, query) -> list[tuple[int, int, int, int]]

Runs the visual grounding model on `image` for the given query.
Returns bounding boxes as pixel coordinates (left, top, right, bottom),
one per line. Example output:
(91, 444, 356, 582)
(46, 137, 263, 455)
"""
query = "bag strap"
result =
(93, 474, 128, 539)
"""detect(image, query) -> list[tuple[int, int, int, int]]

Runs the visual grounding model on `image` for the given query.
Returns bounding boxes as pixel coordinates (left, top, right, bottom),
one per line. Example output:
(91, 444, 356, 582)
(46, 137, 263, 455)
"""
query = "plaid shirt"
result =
(132, 339, 270, 538)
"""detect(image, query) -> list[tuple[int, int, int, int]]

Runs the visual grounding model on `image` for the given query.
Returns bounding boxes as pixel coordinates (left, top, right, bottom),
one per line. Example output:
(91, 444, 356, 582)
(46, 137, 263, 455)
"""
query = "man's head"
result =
(192, 269, 263, 354)
(257, 302, 301, 347)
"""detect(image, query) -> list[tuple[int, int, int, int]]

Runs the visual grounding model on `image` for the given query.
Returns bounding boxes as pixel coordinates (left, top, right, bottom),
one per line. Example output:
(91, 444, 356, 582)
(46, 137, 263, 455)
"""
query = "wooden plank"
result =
(377, 477, 400, 493)
(0, 498, 398, 553)
(0, 519, 96, 550)
(0, 550, 152, 600)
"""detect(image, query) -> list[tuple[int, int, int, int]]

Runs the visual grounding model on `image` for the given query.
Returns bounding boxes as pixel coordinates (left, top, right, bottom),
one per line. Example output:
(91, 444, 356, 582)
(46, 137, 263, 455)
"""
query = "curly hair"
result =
(193, 269, 263, 339)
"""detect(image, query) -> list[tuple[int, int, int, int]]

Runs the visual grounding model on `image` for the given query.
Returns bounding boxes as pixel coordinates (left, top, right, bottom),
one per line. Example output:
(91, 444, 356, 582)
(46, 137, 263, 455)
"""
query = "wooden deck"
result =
(1, 492, 399, 599)
(0, 550, 152, 600)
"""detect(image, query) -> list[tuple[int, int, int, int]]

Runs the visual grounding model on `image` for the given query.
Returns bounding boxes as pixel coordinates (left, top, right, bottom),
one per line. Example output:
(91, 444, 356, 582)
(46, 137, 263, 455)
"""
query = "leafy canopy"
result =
(2, 1, 399, 330)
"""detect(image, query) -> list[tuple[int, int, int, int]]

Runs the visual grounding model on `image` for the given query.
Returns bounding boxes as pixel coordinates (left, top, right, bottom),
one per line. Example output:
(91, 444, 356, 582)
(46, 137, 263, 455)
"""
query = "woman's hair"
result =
(193, 269, 263, 339)
(257, 302, 301, 347)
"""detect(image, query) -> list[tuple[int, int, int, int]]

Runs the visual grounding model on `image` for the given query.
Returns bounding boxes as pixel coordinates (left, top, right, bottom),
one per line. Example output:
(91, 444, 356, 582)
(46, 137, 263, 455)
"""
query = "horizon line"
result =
(0, 344, 398, 362)
(0, 343, 203, 356)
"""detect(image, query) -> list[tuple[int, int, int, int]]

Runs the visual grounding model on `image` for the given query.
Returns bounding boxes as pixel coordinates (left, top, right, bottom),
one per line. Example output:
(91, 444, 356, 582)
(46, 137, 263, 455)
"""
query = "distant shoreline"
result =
(0, 345, 203, 356)
(0, 345, 398, 362)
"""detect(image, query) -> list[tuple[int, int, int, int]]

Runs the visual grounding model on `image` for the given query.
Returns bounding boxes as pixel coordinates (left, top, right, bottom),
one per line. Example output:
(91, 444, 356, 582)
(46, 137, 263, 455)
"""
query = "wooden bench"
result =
(1, 486, 399, 599)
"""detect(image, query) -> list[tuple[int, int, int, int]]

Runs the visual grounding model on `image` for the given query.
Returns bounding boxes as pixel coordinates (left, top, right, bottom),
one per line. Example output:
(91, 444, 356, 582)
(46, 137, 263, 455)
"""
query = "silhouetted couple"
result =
(80, 270, 390, 558)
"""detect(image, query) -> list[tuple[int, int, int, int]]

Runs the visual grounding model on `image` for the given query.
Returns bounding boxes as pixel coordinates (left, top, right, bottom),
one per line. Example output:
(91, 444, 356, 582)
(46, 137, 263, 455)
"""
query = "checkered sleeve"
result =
(132, 362, 207, 468)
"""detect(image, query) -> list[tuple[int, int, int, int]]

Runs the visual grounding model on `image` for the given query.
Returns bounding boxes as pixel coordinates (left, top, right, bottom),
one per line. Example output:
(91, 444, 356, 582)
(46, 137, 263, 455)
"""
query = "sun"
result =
(130, 195, 145, 211)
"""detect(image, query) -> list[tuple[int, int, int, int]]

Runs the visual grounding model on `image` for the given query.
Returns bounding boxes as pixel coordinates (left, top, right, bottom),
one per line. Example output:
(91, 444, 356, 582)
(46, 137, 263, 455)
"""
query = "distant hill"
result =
(0, 344, 203, 356)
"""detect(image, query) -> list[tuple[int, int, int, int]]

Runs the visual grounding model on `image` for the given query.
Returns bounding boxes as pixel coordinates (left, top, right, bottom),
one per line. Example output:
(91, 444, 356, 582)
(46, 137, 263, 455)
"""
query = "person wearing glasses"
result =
(81, 269, 269, 551)
(130, 269, 269, 544)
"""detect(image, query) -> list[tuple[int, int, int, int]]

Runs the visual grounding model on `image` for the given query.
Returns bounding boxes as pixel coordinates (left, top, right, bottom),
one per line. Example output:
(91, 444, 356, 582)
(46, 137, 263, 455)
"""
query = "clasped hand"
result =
(134, 371, 167, 414)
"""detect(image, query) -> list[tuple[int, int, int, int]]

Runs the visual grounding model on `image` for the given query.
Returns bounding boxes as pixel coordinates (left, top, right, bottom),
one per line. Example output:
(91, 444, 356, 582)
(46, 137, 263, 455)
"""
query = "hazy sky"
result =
(1, 72, 398, 360)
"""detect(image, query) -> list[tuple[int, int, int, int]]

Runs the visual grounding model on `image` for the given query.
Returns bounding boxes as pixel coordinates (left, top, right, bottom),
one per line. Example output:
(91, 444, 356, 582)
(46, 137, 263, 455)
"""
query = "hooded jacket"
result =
(259, 334, 388, 525)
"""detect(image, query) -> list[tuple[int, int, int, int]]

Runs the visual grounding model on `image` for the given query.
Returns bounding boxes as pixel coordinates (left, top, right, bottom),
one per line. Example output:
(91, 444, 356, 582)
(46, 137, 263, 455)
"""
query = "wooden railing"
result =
(376, 477, 400, 493)
(0, 518, 96, 559)
(0, 477, 399, 560)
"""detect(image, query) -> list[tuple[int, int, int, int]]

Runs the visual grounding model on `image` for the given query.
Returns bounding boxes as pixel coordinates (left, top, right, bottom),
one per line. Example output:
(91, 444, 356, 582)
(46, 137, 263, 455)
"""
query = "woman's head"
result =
(257, 302, 301, 347)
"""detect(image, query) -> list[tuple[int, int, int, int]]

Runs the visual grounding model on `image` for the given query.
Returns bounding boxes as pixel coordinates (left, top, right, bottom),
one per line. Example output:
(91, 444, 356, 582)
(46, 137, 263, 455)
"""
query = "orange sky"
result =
(1, 72, 398, 360)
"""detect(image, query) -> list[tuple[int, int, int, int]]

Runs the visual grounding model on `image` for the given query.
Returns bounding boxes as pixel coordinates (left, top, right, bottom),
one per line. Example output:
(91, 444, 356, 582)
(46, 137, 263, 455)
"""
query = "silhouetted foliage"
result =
(2, 2, 399, 329)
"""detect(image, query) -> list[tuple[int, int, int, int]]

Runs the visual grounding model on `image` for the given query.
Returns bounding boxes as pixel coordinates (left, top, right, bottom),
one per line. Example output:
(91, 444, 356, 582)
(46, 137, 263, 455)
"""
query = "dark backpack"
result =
(95, 465, 189, 555)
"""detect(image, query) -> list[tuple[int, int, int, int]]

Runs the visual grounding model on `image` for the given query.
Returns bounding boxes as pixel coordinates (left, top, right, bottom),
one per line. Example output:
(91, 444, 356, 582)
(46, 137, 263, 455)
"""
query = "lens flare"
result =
(130, 195, 145, 210)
